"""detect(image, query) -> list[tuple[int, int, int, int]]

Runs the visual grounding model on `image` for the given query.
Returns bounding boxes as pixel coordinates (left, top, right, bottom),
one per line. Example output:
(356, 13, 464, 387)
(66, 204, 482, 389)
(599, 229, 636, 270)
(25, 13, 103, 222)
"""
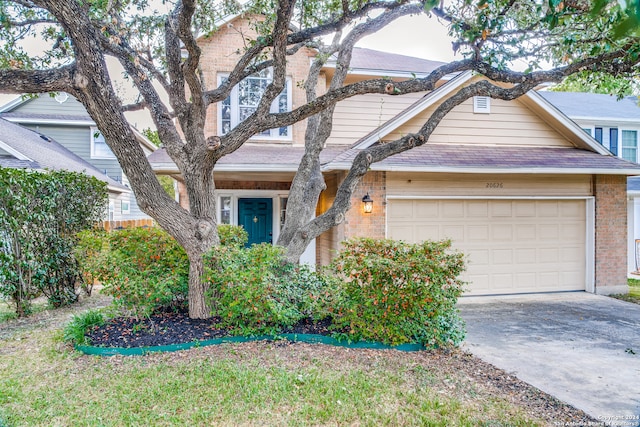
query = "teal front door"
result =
(238, 198, 273, 247)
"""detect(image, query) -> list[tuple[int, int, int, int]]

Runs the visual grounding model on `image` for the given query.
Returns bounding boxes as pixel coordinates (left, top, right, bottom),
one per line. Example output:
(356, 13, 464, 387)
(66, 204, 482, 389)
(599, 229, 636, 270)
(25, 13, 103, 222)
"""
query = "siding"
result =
(21, 124, 148, 219)
(12, 93, 89, 116)
(387, 173, 593, 197)
(392, 97, 575, 148)
(326, 92, 425, 146)
(20, 124, 124, 177)
(9, 94, 150, 220)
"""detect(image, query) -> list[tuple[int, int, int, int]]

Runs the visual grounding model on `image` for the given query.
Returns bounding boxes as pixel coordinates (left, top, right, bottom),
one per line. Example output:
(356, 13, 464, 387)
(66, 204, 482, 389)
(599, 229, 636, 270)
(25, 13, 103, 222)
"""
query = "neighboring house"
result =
(0, 117, 130, 204)
(539, 91, 640, 278)
(148, 14, 640, 296)
(0, 93, 157, 221)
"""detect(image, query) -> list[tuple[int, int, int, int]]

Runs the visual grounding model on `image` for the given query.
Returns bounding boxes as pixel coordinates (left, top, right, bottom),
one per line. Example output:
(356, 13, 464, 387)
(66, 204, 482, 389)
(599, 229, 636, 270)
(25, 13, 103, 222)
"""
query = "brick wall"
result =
(594, 174, 628, 294)
(316, 171, 387, 265)
(343, 171, 386, 240)
(101, 219, 155, 231)
(198, 14, 319, 146)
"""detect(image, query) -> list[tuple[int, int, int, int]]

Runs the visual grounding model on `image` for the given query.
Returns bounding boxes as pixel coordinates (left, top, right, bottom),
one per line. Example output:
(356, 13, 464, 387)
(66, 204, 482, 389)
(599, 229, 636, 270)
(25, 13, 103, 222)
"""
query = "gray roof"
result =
(0, 156, 39, 169)
(328, 144, 640, 173)
(0, 118, 129, 192)
(148, 144, 349, 171)
(149, 143, 640, 174)
(333, 47, 446, 75)
(539, 91, 640, 121)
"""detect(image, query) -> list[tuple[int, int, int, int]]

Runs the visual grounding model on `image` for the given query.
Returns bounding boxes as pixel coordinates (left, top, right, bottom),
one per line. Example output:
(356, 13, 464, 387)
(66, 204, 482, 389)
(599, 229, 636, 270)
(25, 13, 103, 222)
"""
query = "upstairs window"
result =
(622, 130, 638, 163)
(91, 127, 115, 159)
(219, 69, 292, 140)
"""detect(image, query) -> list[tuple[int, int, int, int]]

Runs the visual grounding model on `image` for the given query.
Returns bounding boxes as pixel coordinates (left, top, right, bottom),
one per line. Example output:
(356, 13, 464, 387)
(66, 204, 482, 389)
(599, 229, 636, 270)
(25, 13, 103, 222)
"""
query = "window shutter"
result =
(610, 128, 618, 156)
(473, 96, 490, 113)
(594, 127, 603, 144)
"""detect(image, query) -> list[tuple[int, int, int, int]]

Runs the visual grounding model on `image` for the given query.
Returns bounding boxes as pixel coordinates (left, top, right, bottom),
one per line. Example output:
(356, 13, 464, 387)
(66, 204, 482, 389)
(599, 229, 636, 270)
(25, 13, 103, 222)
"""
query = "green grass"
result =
(612, 279, 640, 305)
(0, 317, 550, 426)
(0, 298, 50, 323)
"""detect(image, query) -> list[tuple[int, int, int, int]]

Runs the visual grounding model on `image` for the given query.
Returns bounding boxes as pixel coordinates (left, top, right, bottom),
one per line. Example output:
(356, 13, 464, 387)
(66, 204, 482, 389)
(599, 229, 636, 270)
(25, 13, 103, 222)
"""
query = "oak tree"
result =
(1, 0, 639, 318)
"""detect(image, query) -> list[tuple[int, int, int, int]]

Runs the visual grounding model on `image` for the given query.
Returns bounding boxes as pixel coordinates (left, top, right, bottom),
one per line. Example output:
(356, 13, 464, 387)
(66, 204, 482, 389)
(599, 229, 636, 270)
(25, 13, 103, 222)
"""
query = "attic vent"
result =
(473, 96, 491, 114)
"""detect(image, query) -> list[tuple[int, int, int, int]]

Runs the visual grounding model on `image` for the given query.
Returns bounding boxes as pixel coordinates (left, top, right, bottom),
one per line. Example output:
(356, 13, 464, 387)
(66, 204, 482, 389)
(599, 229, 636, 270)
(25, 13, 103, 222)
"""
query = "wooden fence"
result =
(100, 219, 155, 231)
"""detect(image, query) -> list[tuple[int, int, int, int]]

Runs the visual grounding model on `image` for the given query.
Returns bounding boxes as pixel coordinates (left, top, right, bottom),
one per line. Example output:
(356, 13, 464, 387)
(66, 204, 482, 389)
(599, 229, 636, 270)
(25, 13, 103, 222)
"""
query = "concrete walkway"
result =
(458, 293, 640, 426)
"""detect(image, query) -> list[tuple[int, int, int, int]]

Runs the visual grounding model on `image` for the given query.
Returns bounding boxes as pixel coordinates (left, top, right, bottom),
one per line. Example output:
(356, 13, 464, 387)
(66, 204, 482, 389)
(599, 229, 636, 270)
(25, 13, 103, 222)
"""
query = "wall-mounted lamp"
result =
(362, 192, 373, 214)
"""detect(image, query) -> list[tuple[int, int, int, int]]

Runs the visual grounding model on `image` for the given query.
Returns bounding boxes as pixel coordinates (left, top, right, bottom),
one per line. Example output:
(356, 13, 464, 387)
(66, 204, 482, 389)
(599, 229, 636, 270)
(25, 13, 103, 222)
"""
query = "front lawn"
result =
(0, 294, 597, 426)
(612, 278, 640, 305)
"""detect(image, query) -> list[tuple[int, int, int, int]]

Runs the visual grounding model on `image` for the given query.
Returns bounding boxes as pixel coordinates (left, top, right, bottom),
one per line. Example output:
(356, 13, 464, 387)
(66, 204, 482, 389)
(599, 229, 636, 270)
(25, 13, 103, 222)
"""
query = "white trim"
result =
(387, 195, 593, 200)
(327, 162, 640, 175)
(580, 126, 594, 137)
(0, 96, 27, 113)
(217, 71, 293, 141)
(107, 184, 130, 194)
(524, 91, 611, 155)
(130, 127, 158, 152)
(152, 162, 300, 173)
(568, 116, 640, 125)
(620, 128, 639, 163)
(90, 126, 116, 160)
(353, 71, 474, 149)
(385, 195, 596, 294)
(0, 139, 32, 160)
(215, 189, 289, 243)
(586, 197, 596, 293)
(2, 117, 96, 126)
(216, 164, 299, 172)
(121, 199, 131, 215)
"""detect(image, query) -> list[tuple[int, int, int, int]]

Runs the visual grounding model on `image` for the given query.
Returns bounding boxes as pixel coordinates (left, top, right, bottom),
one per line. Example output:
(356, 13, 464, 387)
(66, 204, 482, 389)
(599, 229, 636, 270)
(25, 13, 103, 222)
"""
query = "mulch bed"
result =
(86, 310, 336, 348)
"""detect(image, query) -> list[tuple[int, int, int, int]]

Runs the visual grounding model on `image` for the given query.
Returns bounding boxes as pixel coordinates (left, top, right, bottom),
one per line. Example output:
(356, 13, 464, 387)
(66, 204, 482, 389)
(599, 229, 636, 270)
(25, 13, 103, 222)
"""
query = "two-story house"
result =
(147, 13, 640, 297)
(0, 93, 157, 221)
(0, 117, 130, 202)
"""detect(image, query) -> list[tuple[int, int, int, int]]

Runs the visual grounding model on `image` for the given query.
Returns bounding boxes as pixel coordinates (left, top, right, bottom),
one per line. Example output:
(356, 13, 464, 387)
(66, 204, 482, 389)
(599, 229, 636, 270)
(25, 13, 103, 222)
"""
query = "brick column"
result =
(343, 171, 386, 240)
(594, 175, 629, 295)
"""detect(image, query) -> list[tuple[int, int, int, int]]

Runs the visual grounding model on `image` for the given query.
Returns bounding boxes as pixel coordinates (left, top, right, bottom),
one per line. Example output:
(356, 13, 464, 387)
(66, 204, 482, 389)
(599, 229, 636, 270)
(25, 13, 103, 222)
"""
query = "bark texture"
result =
(1, 0, 639, 318)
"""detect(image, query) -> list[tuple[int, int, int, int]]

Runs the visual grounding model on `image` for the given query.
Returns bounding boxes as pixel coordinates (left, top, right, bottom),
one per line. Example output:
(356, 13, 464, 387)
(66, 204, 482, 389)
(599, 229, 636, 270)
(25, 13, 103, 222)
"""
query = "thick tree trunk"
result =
(187, 250, 210, 319)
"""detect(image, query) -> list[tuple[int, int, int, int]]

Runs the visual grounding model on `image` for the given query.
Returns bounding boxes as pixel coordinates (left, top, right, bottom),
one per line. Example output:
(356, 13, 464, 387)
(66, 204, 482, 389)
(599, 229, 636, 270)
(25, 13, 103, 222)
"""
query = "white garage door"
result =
(387, 199, 586, 295)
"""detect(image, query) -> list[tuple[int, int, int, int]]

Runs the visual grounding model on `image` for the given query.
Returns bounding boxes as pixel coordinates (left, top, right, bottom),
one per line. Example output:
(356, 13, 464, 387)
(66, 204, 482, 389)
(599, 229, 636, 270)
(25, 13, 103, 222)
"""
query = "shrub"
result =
(79, 227, 189, 319)
(74, 230, 110, 296)
(328, 238, 466, 348)
(204, 243, 332, 335)
(0, 167, 107, 316)
(218, 224, 248, 249)
(63, 309, 105, 345)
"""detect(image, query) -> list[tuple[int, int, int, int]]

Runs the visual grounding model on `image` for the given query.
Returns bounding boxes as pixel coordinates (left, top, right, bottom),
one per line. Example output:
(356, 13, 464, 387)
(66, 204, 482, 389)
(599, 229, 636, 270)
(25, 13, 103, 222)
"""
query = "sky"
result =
(358, 14, 459, 63)
(0, 13, 458, 130)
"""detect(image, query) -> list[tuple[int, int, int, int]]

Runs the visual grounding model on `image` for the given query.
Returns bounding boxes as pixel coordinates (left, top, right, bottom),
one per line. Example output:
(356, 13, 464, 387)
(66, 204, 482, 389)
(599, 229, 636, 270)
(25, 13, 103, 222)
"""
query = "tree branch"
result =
(0, 64, 76, 95)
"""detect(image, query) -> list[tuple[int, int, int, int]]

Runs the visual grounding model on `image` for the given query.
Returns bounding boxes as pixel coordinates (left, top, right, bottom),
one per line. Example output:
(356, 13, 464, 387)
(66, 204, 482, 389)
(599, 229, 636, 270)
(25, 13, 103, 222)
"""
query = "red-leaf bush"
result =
(328, 238, 466, 347)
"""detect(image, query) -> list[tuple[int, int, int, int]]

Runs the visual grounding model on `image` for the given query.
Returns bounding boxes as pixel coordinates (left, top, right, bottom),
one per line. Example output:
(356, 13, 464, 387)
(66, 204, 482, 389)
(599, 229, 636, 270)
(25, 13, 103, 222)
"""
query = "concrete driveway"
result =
(458, 293, 640, 426)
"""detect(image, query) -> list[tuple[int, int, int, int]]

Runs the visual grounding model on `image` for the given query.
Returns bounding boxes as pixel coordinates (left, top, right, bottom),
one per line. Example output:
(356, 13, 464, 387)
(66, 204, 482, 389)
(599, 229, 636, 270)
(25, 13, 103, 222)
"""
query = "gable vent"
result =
(473, 96, 491, 114)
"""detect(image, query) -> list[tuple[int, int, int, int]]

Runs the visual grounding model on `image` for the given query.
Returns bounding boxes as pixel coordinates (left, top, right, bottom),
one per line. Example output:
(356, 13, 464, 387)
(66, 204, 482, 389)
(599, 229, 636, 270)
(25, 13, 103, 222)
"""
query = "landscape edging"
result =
(76, 333, 426, 356)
